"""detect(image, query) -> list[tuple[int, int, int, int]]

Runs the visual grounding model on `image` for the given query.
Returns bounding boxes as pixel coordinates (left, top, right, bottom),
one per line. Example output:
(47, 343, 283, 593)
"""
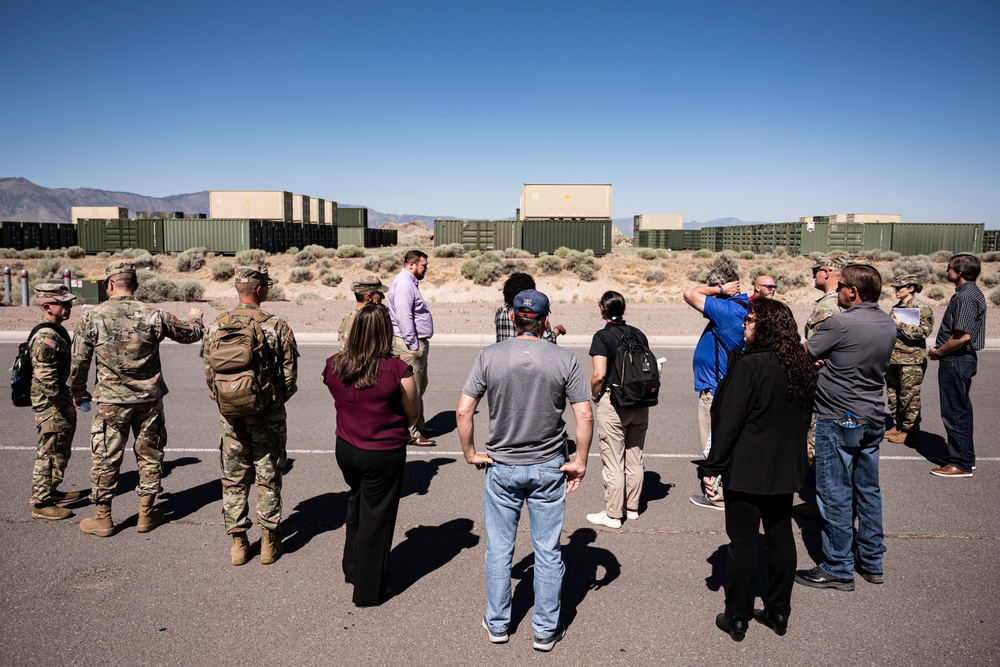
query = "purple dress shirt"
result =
(387, 269, 434, 350)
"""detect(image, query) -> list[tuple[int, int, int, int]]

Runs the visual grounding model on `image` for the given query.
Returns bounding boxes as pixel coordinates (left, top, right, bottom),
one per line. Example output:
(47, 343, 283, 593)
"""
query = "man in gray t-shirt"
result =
(457, 289, 593, 652)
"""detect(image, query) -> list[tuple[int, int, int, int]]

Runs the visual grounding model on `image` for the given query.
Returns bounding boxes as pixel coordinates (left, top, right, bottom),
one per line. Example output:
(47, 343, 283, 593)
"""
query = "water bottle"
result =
(836, 411, 858, 428)
(80, 397, 91, 413)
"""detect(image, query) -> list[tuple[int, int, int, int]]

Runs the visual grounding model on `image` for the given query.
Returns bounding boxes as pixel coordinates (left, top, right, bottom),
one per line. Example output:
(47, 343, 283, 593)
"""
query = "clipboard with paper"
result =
(892, 308, 921, 326)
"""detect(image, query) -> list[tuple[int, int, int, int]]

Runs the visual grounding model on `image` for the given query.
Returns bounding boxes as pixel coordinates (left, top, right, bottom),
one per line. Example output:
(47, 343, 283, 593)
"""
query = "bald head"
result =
(753, 276, 777, 299)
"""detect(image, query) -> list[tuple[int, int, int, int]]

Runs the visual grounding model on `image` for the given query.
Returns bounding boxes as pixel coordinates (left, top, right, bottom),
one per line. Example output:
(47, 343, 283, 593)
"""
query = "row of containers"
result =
(433, 219, 613, 256)
(0, 213, 393, 256)
(638, 223, 997, 256)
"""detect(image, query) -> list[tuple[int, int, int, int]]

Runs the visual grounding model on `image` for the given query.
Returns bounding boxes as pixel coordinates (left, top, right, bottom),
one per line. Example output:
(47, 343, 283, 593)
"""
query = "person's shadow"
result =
(159, 478, 221, 523)
(639, 471, 673, 514)
(705, 538, 789, 599)
(509, 528, 621, 632)
(389, 518, 480, 595)
(115, 456, 201, 496)
(903, 431, 949, 465)
(401, 458, 455, 498)
(281, 491, 351, 554)
(423, 411, 457, 437)
(110, 456, 203, 529)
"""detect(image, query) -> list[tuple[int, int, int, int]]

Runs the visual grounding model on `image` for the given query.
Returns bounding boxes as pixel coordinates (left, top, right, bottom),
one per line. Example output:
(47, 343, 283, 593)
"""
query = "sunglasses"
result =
(757, 283, 777, 290)
(837, 281, 856, 291)
(811, 267, 829, 276)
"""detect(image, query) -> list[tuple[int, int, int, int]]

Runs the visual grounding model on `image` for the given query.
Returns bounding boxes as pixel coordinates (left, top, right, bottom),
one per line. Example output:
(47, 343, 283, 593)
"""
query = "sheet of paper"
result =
(893, 307, 920, 326)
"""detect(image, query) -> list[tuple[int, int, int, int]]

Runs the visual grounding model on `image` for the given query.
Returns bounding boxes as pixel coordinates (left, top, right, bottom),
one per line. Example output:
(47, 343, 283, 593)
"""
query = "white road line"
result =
(1, 446, 997, 463)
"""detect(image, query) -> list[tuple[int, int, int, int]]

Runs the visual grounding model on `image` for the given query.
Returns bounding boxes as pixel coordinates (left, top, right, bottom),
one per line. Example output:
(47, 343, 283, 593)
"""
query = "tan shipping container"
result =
(519, 184, 612, 220)
(324, 200, 338, 226)
(292, 194, 310, 223)
(71, 206, 128, 224)
(209, 190, 292, 221)
(847, 213, 902, 224)
(634, 214, 683, 231)
(310, 198, 325, 224)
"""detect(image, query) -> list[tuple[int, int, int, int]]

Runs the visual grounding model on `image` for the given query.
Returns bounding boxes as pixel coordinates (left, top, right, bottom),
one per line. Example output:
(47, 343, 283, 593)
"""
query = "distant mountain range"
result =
(0, 177, 771, 234)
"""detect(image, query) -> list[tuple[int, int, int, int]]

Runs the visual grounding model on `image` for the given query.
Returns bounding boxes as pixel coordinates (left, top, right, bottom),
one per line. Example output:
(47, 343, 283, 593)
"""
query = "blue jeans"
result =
(814, 419, 886, 579)
(483, 457, 566, 638)
(938, 355, 977, 472)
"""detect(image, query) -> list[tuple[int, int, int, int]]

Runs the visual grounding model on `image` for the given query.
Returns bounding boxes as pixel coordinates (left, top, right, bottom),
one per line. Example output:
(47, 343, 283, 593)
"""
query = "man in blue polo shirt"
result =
(684, 265, 748, 509)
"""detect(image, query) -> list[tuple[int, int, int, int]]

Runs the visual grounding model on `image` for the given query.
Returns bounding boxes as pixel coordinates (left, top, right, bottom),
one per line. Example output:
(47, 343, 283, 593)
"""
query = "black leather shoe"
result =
(795, 566, 855, 591)
(856, 567, 884, 584)
(753, 609, 788, 636)
(715, 612, 747, 642)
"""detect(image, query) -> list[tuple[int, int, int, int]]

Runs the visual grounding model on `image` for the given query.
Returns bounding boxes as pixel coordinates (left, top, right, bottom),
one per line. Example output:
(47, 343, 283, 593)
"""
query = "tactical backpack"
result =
(206, 309, 281, 417)
(10, 323, 65, 407)
(606, 324, 660, 409)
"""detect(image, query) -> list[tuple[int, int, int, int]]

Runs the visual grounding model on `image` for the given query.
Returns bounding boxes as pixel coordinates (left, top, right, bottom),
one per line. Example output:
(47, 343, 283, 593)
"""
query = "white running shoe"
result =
(586, 511, 622, 529)
(626, 510, 640, 521)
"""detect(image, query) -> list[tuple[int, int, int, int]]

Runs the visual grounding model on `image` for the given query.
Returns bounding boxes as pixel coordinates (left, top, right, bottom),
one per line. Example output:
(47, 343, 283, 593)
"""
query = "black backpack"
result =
(606, 325, 660, 409)
(10, 323, 66, 408)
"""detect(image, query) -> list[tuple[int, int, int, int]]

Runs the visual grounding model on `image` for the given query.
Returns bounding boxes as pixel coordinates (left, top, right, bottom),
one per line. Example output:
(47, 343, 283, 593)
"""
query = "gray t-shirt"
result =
(806, 302, 896, 427)
(462, 338, 591, 466)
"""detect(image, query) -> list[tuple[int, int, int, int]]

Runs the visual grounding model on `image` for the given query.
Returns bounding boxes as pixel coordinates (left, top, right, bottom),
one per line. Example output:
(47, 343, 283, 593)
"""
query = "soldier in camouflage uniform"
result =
(29, 284, 86, 520)
(70, 261, 204, 537)
(885, 275, 934, 444)
(338, 275, 387, 352)
(200, 266, 298, 566)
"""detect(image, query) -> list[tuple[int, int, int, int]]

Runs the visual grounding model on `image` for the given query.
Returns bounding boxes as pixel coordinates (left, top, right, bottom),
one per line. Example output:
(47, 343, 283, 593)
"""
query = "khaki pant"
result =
(596, 399, 648, 519)
(698, 389, 714, 454)
(392, 337, 429, 439)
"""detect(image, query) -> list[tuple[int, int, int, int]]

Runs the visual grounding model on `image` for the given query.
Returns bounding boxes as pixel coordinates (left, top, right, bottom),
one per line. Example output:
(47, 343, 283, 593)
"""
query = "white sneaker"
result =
(626, 510, 640, 521)
(586, 511, 622, 529)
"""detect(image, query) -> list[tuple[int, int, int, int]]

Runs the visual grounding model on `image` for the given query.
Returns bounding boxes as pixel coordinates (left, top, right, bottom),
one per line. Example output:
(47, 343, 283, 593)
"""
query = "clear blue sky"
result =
(2, 0, 998, 225)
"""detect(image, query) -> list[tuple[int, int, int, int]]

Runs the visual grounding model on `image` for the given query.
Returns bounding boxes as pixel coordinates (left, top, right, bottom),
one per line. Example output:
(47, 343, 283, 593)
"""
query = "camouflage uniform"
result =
(886, 294, 934, 433)
(803, 290, 845, 464)
(338, 276, 387, 352)
(202, 303, 298, 534)
(338, 309, 358, 352)
(29, 320, 76, 506)
(71, 288, 204, 504)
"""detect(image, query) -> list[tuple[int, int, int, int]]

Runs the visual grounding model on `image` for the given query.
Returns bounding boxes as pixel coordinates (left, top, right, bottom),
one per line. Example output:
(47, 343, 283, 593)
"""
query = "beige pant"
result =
(698, 389, 714, 453)
(596, 399, 649, 519)
(393, 337, 429, 439)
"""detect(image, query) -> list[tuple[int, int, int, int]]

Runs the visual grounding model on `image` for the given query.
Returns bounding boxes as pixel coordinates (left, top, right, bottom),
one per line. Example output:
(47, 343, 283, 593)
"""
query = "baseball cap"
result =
(892, 274, 920, 288)
(512, 289, 550, 319)
(34, 283, 77, 305)
(351, 275, 388, 294)
(234, 265, 275, 285)
(811, 255, 848, 270)
(106, 260, 137, 278)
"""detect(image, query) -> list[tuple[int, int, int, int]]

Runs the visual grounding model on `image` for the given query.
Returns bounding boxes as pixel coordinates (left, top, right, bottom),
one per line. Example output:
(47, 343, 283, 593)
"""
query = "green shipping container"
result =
(635, 229, 701, 250)
(521, 220, 611, 256)
(983, 230, 1000, 253)
(163, 219, 256, 254)
(434, 220, 523, 252)
(338, 208, 368, 228)
(76, 219, 165, 253)
(337, 226, 365, 248)
(889, 223, 984, 256)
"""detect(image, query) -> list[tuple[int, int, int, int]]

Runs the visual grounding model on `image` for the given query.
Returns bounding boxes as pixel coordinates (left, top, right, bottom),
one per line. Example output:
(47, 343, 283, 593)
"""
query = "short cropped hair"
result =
(949, 254, 981, 282)
(513, 313, 546, 335)
(841, 264, 882, 303)
(404, 250, 428, 265)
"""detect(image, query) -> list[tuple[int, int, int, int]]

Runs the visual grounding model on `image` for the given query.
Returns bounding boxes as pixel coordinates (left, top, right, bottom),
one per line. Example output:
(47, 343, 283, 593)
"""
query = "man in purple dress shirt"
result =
(387, 250, 436, 446)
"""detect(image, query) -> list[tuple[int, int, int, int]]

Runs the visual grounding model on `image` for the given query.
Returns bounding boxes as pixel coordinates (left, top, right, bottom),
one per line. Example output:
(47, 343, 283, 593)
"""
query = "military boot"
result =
(50, 489, 86, 505)
(136, 495, 165, 533)
(80, 502, 115, 537)
(231, 532, 250, 566)
(32, 503, 73, 521)
(885, 429, 908, 444)
(260, 527, 283, 565)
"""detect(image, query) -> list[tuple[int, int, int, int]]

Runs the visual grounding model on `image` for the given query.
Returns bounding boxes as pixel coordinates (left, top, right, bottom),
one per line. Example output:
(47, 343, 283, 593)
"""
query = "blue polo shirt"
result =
(692, 294, 749, 393)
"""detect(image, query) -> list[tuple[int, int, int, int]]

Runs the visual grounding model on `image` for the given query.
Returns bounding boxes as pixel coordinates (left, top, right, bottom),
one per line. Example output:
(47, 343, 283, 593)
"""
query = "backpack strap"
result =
(28, 322, 70, 347)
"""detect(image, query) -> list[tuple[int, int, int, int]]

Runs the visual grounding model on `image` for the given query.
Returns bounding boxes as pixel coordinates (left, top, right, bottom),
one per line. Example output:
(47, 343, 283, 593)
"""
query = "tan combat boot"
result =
(80, 502, 115, 537)
(231, 532, 250, 566)
(50, 489, 86, 505)
(260, 527, 283, 565)
(32, 504, 73, 520)
(136, 495, 165, 533)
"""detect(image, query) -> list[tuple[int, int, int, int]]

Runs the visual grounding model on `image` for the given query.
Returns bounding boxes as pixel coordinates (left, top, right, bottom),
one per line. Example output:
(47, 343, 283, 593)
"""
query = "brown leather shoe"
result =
(410, 436, 437, 447)
(930, 465, 973, 478)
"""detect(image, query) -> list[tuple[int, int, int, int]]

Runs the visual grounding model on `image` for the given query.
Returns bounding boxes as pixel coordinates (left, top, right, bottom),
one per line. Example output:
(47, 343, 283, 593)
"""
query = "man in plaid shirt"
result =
(495, 273, 565, 343)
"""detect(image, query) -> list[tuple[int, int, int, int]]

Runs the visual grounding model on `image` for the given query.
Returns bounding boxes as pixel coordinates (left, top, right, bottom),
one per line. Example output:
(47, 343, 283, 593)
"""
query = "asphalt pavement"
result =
(0, 342, 997, 666)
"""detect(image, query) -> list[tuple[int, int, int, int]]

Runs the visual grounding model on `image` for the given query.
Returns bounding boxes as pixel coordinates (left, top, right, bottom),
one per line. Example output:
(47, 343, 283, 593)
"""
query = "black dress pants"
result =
(336, 437, 406, 606)
(723, 489, 796, 620)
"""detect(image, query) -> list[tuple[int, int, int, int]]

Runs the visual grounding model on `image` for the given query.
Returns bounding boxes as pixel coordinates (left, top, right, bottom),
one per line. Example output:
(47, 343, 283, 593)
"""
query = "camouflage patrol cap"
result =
(351, 275, 388, 294)
(234, 265, 275, 285)
(34, 283, 77, 305)
(106, 260, 136, 278)
(892, 274, 921, 288)
(812, 255, 848, 270)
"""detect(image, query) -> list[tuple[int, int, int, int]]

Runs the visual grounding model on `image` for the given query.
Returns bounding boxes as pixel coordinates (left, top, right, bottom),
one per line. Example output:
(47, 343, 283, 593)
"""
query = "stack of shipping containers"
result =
(336, 207, 368, 248)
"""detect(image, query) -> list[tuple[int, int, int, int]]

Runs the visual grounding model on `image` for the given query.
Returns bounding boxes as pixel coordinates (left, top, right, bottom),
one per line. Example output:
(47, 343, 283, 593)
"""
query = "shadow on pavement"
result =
(639, 470, 674, 514)
(509, 528, 621, 633)
(401, 457, 455, 498)
(903, 431, 948, 464)
(424, 411, 457, 437)
(115, 456, 201, 496)
(705, 542, 784, 602)
(281, 491, 350, 554)
(160, 478, 221, 522)
(389, 518, 479, 595)
(284, 457, 296, 476)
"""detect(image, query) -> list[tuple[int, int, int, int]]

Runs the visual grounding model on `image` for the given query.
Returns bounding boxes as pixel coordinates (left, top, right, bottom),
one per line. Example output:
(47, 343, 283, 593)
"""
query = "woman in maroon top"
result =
(323, 303, 418, 606)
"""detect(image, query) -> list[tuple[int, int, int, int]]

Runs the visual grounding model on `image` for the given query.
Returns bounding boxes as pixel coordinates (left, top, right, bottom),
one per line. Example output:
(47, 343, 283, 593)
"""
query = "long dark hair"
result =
(743, 298, 817, 403)
(599, 290, 626, 322)
(333, 303, 394, 389)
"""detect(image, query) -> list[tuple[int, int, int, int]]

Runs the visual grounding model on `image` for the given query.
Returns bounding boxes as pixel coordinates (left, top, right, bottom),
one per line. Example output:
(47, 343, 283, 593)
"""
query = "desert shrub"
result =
(739, 251, 756, 260)
(176, 280, 204, 301)
(925, 286, 946, 301)
(295, 245, 329, 265)
(363, 255, 381, 272)
(0, 248, 16, 259)
(637, 248, 658, 261)
(295, 292, 322, 305)
(656, 249, 671, 258)
(317, 259, 331, 270)
(235, 249, 268, 265)
(480, 250, 503, 263)
(336, 244, 365, 258)
(63, 245, 86, 259)
(8, 277, 49, 306)
(575, 264, 596, 281)
(134, 270, 176, 302)
(319, 269, 343, 287)
(176, 249, 206, 272)
(645, 269, 665, 282)
(288, 266, 313, 283)
(882, 251, 900, 261)
(553, 247, 571, 259)
(472, 262, 501, 286)
(563, 250, 595, 272)
(778, 273, 811, 289)
(504, 248, 533, 258)
(269, 284, 287, 301)
(34, 258, 63, 279)
(714, 250, 739, 266)
(981, 251, 1000, 263)
(467, 249, 480, 258)
(990, 286, 1000, 307)
(692, 249, 713, 259)
(929, 250, 952, 263)
(96, 252, 110, 259)
(980, 273, 1000, 289)
(286, 247, 299, 255)
(536, 254, 562, 274)
(433, 243, 465, 258)
(460, 259, 479, 280)
(112, 248, 143, 259)
(65, 266, 84, 278)
(891, 258, 934, 284)
(210, 260, 234, 281)
(772, 246, 787, 259)
(20, 249, 44, 259)
(132, 253, 160, 271)
(687, 268, 711, 283)
(748, 265, 770, 280)
(860, 249, 884, 261)
(499, 258, 527, 275)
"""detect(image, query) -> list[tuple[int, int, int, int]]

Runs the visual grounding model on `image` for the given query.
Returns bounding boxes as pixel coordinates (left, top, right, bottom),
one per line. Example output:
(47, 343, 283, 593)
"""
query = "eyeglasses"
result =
(837, 281, 856, 291)
(757, 283, 777, 290)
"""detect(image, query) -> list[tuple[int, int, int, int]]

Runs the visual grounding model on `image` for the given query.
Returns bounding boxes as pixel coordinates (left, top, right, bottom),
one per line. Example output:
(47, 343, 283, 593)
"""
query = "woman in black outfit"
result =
(704, 298, 817, 641)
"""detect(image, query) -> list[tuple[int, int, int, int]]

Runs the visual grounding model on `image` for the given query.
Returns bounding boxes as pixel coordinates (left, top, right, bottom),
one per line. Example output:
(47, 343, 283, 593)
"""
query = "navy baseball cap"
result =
(513, 289, 550, 319)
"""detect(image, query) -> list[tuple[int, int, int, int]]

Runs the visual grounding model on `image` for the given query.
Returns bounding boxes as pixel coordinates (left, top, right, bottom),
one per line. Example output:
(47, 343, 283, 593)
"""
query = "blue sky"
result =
(2, 1, 998, 225)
